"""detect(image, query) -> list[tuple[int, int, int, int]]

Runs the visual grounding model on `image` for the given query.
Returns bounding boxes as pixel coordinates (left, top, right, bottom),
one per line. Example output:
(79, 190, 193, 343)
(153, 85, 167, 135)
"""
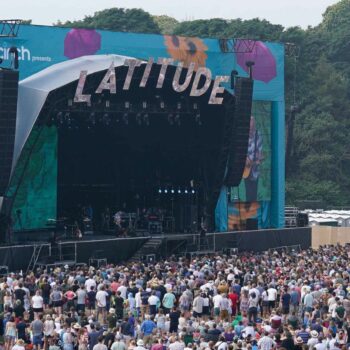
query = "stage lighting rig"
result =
(0, 20, 22, 38)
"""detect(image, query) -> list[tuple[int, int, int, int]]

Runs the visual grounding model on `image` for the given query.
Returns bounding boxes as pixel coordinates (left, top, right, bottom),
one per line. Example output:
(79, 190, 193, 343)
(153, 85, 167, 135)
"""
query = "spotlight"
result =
(175, 114, 181, 126)
(102, 113, 111, 126)
(158, 189, 162, 194)
(178, 189, 181, 194)
(168, 113, 174, 126)
(57, 112, 64, 124)
(143, 113, 150, 126)
(171, 189, 175, 194)
(195, 113, 202, 126)
(164, 189, 168, 194)
(184, 189, 188, 194)
(191, 189, 195, 194)
(136, 113, 142, 125)
(123, 113, 129, 125)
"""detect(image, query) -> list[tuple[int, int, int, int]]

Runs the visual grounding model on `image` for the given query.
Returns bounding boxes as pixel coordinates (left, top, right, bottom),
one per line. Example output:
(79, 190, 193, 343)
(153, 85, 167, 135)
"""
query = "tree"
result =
(56, 8, 160, 34)
(153, 15, 178, 34)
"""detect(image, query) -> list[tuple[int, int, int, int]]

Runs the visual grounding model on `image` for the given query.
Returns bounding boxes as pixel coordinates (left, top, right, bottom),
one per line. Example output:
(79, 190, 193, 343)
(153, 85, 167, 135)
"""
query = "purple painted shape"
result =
(64, 29, 101, 59)
(235, 40, 277, 83)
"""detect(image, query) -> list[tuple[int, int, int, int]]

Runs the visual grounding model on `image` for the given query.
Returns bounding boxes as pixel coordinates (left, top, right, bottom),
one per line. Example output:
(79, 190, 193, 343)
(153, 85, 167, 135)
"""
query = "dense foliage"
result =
(55, 1, 350, 206)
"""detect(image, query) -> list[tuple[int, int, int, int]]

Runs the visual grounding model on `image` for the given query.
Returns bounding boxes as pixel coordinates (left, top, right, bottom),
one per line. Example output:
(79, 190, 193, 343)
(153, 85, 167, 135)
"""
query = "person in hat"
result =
(107, 308, 117, 329)
(294, 337, 304, 350)
(12, 339, 26, 350)
(134, 339, 146, 350)
(307, 331, 319, 350)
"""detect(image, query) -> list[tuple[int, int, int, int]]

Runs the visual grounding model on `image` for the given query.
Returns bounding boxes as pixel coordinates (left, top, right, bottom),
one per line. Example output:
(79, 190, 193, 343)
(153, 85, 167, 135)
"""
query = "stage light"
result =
(164, 189, 168, 194)
(191, 189, 195, 194)
(178, 189, 181, 194)
(89, 112, 96, 125)
(142, 101, 147, 109)
(125, 101, 130, 109)
(123, 113, 129, 125)
(168, 113, 174, 126)
(184, 189, 188, 194)
(143, 113, 150, 126)
(102, 113, 111, 126)
(195, 113, 202, 126)
(158, 189, 162, 194)
(175, 114, 181, 126)
(136, 113, 142, 125)
(171, 189, 175, 194)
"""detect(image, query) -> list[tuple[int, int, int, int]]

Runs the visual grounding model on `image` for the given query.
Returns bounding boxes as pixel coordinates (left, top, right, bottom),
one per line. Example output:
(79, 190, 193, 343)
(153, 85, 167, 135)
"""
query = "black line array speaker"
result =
(224, 77, 254, 187)
(0, 69, 19, 196)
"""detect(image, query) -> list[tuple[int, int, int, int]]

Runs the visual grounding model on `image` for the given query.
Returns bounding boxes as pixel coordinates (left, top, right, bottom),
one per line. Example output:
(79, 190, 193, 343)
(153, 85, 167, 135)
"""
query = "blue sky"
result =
(2, 0, 339, 29)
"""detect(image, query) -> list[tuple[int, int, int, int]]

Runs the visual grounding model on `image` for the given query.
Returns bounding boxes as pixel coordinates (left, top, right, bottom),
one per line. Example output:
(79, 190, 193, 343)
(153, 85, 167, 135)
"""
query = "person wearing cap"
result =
(111, 335, 126, 350)
(12, 339, 26, 350)
(134, 339, 146, 350)
(107, 308, 118, 329)
(307, 331, 319, 350)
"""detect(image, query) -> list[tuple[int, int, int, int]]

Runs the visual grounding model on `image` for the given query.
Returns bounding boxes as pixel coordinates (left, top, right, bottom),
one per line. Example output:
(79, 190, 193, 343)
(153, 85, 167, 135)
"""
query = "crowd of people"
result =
(0, 244, 350, 350)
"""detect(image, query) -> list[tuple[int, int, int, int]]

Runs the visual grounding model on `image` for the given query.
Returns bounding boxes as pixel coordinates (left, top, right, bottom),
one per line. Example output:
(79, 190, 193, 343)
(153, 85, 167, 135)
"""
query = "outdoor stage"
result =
(0, 227, 311, 272)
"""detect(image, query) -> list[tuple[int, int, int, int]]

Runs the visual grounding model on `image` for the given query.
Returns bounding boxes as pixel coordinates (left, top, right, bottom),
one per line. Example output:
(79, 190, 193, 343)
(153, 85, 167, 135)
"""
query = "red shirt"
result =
(228, 292, 239, 307)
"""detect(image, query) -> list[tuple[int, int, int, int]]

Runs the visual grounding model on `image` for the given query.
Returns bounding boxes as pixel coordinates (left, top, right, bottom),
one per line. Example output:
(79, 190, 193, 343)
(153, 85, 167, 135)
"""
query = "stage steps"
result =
(26, 244, 46, 273)
(129, 237, 163, 262)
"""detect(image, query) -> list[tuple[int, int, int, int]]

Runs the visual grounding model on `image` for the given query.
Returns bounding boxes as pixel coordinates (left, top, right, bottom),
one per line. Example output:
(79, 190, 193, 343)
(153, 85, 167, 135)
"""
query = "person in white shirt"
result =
(213, 294, 223, 320)
(267, 286, 277, 311)
(192, 294, 204, 317)
(258, 332, 276, 350)
(95, 286, 108, 323)
(117, 283, 128, 299)
(148, 293, 160, 315)
(32, 290, 44, 316)
(85, 276, 96, 292)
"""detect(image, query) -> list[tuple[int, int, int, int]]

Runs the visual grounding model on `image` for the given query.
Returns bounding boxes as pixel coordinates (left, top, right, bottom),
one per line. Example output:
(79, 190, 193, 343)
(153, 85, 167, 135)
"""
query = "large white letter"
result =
(96, 63, 116, 94)
(209, 76, 229, 104)
(123, 59, 142, 90)
(190, 67, 212, 97)
(140, 58, 154, 88)
(172, 62, 195, 93)
(74, 70, 91, 106)
(157, 58, 174, 88)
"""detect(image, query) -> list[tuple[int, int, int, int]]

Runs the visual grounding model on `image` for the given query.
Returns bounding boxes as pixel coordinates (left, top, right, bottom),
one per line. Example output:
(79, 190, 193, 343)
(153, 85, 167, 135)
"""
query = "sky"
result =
(1, 0, 340, 29)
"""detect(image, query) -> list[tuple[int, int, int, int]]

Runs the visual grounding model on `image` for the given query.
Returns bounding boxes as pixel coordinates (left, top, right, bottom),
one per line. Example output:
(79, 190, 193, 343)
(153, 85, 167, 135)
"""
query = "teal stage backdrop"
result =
(1, 25, 285, 231)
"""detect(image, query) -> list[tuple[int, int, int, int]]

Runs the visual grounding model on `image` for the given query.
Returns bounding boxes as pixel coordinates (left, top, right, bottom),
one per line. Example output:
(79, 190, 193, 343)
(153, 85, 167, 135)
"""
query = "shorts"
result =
(203, 306, 210, 315)
(262, 301, 269, 307)
(282, 306, 290, 315)
(33, 307, 43, 313)
(52, 300, 62, 307)
(193, 311, 202, 318)
(269, 301, 276, 308)
(214, 307, 220, 316)
(33, 334, 43, 345)
(220, 310, 229, 319)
